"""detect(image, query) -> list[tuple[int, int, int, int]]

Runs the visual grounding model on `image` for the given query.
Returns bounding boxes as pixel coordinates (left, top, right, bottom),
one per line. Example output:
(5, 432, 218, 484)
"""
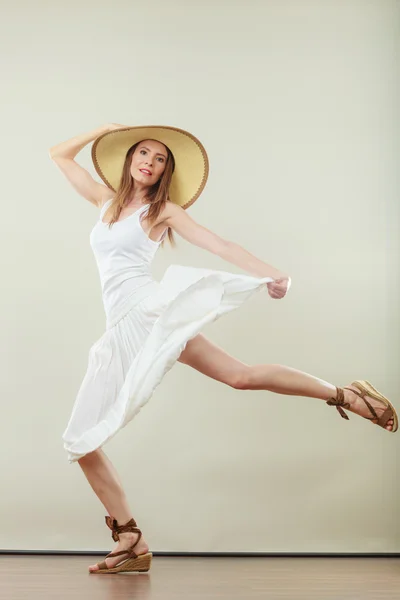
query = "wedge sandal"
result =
(91, 516, 152, 575)
(327, 380, 398, 432)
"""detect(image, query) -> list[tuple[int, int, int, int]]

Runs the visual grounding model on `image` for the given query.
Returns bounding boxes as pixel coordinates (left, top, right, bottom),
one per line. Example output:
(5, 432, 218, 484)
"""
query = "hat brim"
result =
(91, 125, 209, 209)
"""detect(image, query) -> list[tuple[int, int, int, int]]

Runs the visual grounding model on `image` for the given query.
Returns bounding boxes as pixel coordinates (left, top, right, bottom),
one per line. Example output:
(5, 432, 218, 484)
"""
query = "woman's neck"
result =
(128, 183, 149, 206)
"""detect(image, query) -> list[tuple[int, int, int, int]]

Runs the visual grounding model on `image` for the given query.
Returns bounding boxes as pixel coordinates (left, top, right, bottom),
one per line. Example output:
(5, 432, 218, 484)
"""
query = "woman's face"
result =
(130, 139, 168, 187)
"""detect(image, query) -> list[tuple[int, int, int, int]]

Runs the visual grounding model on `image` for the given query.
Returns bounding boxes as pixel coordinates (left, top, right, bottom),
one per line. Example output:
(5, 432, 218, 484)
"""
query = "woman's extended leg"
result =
(78, 449, 149, 572)
(178, 334, 394, 431)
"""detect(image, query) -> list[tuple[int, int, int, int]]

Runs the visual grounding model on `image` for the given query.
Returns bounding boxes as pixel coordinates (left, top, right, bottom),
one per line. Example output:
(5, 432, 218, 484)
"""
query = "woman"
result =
(49, 123, 397, 574)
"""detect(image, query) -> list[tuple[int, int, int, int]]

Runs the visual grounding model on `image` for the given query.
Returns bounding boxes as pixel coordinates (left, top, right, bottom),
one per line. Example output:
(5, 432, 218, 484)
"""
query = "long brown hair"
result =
(103, 140, 176, 246)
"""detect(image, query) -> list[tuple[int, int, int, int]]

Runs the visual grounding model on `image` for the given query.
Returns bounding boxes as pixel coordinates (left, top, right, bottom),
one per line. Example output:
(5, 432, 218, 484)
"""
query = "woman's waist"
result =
(102, 278, 160, 328)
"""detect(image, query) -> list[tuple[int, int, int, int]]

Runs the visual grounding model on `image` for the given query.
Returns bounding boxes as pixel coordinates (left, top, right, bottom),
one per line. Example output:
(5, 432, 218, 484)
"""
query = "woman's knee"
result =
(228, 365, 253, 390)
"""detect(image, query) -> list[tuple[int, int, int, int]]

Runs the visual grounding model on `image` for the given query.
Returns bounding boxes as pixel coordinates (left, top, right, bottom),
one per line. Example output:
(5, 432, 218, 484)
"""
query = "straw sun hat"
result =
(92, 125, 209, 209)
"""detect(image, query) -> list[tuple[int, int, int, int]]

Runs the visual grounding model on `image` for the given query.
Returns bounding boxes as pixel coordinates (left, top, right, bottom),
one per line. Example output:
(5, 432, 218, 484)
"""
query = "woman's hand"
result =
(105, 123, 128, 132)
(50, 124, 127, 162)
(267, 277, 291, 299)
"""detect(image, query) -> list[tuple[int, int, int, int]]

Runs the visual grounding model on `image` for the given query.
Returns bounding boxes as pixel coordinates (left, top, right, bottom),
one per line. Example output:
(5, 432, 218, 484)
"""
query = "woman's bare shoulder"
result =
(159, 201, 182, 219)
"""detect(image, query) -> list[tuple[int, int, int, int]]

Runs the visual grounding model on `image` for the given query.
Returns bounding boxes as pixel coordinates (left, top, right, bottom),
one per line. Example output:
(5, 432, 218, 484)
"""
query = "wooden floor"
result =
(1, 555, 399, 599)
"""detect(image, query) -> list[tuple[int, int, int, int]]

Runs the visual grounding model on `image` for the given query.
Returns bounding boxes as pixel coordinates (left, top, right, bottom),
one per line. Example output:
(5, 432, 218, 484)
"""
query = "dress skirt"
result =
(62, 265, 274, 462)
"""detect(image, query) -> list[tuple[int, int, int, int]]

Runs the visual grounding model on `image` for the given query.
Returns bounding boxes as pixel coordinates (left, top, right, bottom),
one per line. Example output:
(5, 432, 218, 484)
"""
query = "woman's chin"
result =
(132, 174, 154, 187)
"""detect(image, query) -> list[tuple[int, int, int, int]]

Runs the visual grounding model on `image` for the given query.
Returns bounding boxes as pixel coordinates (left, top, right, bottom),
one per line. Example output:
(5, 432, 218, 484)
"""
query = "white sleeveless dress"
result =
(62, 201, 275, 462)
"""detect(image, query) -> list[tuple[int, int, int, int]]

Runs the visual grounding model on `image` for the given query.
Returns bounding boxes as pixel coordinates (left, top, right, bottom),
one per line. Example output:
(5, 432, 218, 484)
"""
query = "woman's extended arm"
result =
(162, 203, 289, 282)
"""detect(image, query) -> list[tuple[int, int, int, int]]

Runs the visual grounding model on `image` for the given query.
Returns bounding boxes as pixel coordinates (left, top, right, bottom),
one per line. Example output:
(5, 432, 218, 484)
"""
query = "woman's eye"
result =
(140, 150, 146, 155)
(157, 157, 164, 163)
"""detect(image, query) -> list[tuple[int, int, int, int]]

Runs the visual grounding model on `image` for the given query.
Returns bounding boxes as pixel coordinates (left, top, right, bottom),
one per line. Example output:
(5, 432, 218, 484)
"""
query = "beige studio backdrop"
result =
(0, 0, 399, 553)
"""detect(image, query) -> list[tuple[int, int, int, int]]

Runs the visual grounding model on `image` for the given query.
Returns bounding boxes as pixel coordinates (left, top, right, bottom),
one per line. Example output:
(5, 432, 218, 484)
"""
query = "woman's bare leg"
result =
(78, 449, 149, 572)
(179, 334, 394, 430)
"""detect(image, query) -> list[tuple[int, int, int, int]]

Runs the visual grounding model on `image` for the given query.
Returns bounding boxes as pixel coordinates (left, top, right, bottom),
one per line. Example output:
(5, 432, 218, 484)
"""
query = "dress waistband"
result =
(105, 280, 160, 329)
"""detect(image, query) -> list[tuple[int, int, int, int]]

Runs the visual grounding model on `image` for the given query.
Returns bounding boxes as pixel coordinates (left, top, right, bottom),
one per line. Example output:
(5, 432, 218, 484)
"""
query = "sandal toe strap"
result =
(377, 406, 394, 428)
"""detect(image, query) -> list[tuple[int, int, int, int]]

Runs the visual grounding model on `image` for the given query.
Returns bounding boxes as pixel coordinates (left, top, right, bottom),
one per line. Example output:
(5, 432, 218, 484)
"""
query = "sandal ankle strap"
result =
(326, 387, 350, 420)
(105, 516, 140, 542)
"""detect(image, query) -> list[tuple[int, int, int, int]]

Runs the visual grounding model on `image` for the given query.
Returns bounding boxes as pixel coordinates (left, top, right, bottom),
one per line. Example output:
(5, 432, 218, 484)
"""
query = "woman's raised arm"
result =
(49, 123, 124, 207)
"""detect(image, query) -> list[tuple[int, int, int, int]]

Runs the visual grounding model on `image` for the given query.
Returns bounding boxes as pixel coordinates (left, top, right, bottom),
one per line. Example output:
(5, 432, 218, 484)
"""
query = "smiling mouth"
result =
(140, 169, 152, 176)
